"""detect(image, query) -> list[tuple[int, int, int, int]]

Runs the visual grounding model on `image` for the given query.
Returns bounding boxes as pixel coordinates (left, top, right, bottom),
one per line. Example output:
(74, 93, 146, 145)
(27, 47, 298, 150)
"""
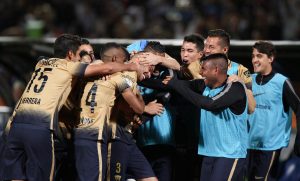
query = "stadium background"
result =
(0, 0, 300, 179)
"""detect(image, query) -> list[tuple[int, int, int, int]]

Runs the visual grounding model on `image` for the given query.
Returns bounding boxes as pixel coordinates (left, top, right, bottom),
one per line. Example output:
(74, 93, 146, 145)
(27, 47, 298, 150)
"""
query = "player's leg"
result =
(199, 156, 214, 181)
(126, 144, 157, 181)
(2, 123, 54, 180)
(1, 123, 27, 180)
(107, 140, 128, 181)
(141, 145, 173, 181)
(248, 149, 281, 181)
(108, 139, 157, 181)
(150, 155, 172, 181)
(211, 157, 246, 181)
(23, 124, 55, 181)
(74, 138, 107, 181)
(200, 156, 246, 181)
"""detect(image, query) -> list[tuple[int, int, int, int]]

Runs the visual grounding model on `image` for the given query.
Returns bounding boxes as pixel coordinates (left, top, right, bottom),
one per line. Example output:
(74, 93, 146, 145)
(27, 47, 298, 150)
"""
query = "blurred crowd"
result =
(0, 0, 300, 40)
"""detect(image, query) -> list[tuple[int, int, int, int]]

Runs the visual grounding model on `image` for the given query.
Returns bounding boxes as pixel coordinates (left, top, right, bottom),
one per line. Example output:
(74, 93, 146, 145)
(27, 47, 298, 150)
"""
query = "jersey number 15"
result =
(27, 67, 53, 93)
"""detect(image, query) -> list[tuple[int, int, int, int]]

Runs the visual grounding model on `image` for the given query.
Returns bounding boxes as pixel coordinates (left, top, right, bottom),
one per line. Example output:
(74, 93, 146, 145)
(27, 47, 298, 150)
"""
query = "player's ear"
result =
(269, 55, 274, 63)
(67, 50, 76, 61)
(66, 50, 72, 59)
(223, 46, 229, 54)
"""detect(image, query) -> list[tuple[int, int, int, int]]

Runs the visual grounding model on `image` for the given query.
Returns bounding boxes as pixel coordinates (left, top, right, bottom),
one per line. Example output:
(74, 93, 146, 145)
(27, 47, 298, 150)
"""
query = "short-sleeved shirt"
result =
(227, 60, 252, 89)
(74, 71, 138, 141)
(12, 58, 87, 131)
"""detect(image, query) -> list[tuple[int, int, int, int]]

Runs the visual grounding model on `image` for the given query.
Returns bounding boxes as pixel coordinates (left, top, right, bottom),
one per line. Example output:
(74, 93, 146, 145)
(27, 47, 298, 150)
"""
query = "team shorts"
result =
(200, 156, 246, 181)
(107, 132, 155, 181)
(2, 123, 55, 180)
(74, 137, 108, 181)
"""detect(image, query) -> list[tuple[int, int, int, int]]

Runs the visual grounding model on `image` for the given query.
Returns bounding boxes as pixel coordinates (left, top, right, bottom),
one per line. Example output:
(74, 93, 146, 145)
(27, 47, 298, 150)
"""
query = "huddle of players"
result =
(1, 29, 300, 181)
(0, 34, 159, 181)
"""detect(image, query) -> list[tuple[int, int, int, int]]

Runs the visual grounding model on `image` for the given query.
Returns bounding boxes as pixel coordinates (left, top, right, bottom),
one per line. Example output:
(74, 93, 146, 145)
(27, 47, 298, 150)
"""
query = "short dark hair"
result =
(207, 29, 230, 47)
(253, 41, 276, 58)
(183, 34, 205, 51)
(81, 38, 90, 45)
(144, 41, 166, 54)
(100, 42, 130, 61)
(201, 53, 228, 74)
(54, 34, 82, 58)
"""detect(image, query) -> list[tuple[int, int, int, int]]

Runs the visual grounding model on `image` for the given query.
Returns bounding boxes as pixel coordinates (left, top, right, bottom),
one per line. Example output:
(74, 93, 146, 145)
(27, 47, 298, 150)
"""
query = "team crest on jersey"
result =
(243, 70, 251, 78)
(121, 74, 135, 84)
(114, 175, 121, 181)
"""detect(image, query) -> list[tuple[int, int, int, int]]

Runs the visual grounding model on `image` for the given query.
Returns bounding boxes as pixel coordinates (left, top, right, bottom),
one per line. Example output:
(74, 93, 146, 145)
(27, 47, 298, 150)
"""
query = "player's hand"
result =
(144, 100, 164, 115)
(130, 50, 138, 58)
(162, 76, 172, 85)
(139, 52, 162, 66)
(133, 115, 142, 125)
(294, 135, 300, 156)
(126, 115, 143, 133)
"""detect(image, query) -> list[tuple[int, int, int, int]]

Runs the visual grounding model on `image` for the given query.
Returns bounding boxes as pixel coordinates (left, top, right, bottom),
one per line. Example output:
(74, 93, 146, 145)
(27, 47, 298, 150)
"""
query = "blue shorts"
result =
(0, 135, 6, 180)
(200, 156, 246, 181)
(247, 149, 281, 181)
(74, 137, 108, 181)
(2, 123, 55, 180)
(108, 132, 155, 181)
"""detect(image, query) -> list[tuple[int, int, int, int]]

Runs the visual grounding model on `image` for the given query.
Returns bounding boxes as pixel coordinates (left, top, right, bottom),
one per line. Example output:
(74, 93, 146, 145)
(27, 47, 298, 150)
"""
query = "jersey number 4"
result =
(85, 83, 98, 113)
(27, 67, 53, 93)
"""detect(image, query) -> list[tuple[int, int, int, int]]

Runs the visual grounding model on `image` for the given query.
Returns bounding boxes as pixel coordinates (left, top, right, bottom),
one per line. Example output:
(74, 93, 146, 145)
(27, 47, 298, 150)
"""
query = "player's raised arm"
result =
(84, 61, 140, 77)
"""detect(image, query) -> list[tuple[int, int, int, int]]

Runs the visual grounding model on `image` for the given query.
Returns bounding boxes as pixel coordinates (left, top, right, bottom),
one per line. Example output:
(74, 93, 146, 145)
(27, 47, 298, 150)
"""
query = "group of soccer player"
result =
(0, 28, 300, 181)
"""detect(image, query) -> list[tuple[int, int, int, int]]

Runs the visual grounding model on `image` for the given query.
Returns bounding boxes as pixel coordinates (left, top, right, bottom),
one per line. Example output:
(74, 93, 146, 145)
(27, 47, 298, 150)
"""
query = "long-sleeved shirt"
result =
(167, 78, 247, 115)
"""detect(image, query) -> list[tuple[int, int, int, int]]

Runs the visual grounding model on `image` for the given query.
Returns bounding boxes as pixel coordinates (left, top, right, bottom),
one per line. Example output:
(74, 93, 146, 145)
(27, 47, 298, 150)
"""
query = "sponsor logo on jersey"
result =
(253, 92, 265, 97)
(79, 117, 95, 125)
(256, 104, 271, 110)
(40, 58, 59, 67)
(254, 176, 264, 179)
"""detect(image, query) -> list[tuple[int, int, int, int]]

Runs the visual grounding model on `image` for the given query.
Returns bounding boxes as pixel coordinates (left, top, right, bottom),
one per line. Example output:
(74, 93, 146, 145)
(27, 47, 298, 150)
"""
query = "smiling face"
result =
(203, 36, 228, 56)
(200, 60, 217, 88)
(138, 65, 151, 81)
(252, 48, 273, 75)
(180, 41, 202, 65)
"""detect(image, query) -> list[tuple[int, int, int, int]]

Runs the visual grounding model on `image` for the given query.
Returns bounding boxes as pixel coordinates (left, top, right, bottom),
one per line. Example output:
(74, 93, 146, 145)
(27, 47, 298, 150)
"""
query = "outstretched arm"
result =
(168, 79, 246, 114)
(84, 62, 139, 77)
(139, 52, 180, 70)
(227, 74, 256, 114)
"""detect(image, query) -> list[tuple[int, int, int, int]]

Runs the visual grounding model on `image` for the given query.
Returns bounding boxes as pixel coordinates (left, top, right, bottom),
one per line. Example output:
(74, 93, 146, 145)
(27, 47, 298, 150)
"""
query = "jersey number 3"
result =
(27, 67, 53, 93)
